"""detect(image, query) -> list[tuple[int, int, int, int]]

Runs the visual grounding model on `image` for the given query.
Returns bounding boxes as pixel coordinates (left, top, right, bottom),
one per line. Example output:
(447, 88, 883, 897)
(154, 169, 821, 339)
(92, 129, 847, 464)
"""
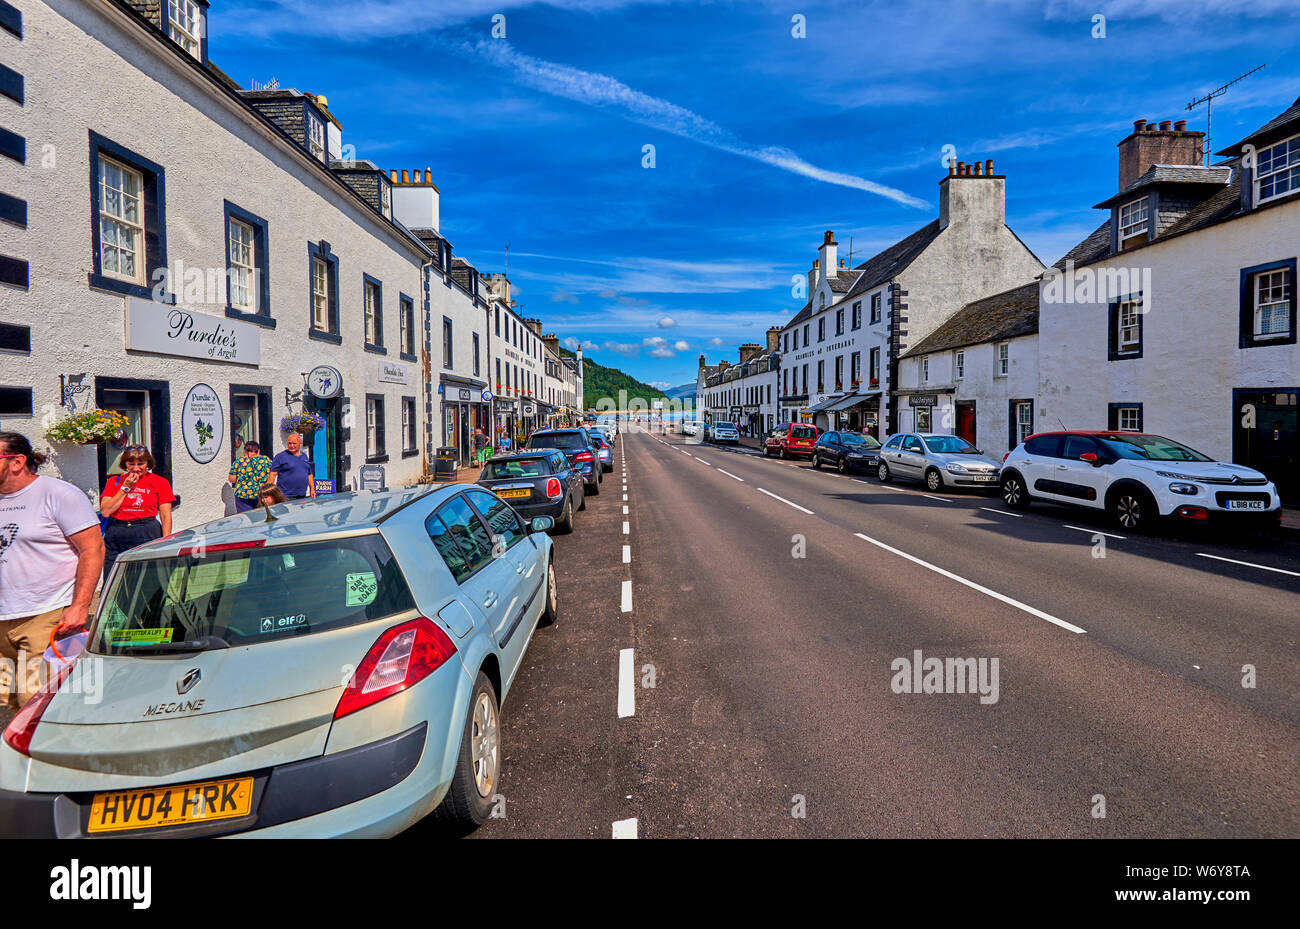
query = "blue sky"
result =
(214, 0, 1300, 389)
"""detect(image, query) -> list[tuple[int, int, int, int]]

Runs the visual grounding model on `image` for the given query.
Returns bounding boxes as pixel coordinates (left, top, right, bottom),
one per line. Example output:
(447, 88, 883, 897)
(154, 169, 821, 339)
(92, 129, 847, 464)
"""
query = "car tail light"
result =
(574, 451, 594, 464)
(546, 477, 562, 498)
(178, 539, 265, 557)
(334, 618, 457, 720)
(1176, 506, 1209, 520)
(3, 665, 74, 757)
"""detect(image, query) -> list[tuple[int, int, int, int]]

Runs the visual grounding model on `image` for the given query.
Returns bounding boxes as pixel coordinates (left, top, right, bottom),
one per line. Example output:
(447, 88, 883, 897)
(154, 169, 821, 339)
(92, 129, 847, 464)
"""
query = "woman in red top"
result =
(100, 445, 176, 582)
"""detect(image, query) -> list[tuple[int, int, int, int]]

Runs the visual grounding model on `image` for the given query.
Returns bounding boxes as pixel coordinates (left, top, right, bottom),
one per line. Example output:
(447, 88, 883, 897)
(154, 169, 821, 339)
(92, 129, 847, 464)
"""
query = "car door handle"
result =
(515, 562, 525, 574)
(483, 591, 498, 609)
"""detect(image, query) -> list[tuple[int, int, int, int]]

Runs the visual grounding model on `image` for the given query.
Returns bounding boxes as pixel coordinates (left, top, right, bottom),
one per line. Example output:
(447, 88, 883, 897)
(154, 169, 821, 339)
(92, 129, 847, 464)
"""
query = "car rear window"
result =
(483, 457, 550, 479)
(529, 432, 586, 450)
(91, 536, 415, 654)
(791, 426, 816, 439)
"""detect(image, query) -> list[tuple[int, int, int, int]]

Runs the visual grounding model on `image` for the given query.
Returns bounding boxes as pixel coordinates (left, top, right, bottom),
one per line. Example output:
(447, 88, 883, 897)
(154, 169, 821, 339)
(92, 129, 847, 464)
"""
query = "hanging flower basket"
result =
(45, 409, 130, 446)
(280, 411, 325, 436)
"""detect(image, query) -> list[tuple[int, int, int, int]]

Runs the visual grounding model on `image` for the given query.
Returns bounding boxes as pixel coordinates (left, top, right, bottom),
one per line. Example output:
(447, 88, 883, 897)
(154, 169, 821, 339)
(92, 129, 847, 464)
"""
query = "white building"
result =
(895, 282, 1039, 456)
(697, 328, 782, 435)
(1038, 107, 1300, 503)
(480, 274, 547, 440)
(0, 0, 434, 527)
(778, 162, 1044, 438)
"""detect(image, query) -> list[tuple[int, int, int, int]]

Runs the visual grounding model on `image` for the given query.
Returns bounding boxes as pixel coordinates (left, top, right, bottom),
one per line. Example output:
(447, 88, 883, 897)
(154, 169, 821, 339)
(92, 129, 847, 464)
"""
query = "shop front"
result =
(441, 374, 490, 465)
(823, 391, 881, 438)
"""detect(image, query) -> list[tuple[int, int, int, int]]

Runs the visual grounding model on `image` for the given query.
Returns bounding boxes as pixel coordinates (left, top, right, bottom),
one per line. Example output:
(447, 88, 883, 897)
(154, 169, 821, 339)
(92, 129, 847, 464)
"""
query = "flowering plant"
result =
(280, 411, 326, 434)
(46, 409, 130, 445)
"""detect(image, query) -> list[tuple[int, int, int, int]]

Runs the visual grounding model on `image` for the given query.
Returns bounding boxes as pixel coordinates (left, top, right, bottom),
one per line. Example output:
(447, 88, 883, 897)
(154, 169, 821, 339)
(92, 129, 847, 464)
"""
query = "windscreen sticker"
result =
(102, 603, 130, 632)
(258, 613, 308, 633)
(346, 572, 379, 606)
(109, 628, 174, 646)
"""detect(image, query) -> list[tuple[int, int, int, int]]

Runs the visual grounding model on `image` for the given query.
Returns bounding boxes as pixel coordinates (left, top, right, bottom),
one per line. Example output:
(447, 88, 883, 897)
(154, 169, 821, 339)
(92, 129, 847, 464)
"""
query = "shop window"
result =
(89, 133, 166, 301)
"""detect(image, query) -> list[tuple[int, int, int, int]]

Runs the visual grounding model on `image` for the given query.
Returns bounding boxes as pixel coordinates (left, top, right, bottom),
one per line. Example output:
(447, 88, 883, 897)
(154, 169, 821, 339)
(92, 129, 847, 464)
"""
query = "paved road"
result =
(455, 427, 1299, 838)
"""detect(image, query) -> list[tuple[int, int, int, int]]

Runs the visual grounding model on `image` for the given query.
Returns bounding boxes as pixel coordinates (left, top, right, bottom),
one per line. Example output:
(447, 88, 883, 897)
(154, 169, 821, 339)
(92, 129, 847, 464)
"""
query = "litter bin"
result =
(435, 446, 459, 481)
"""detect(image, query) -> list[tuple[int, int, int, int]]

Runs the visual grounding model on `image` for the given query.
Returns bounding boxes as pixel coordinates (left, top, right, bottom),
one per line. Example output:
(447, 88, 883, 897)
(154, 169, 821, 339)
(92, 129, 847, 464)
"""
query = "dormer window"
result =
(1119, 198, 1149, 248)
(306, 112, 326, 162)
(1256, 135, 1299, 204)
(166, 0, 202, 59)
(379, 176, 392, 219)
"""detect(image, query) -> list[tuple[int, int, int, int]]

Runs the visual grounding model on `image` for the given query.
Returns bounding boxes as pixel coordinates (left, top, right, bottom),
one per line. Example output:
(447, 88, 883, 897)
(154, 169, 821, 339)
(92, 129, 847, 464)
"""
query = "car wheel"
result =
(812, 453, 822, 469)
(588, 478, 600, 496)
(1110, 487, 1154, 532)
(556, 497, 575, 534)
(432, 672, 499, 829)
(1001, 473, 1030, 509)
(780, 446, 788, 460)
(539, 556, 558, 626)
(837, 456, 848, 474)
(577, 485, 587, 510)
(763, 445, 772, 457)
(925, 468, 943, 492)
(877, 461, 891, 483)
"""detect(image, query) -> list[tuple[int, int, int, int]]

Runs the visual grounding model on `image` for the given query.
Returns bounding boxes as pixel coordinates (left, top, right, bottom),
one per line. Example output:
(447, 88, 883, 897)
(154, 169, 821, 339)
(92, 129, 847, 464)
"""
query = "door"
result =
(897, 434, 927, 478)
(1016, 434, 1062, 497)
(425, 492, 516, 663)
(1049, 434, 1108, 508)
(956, 401, 976, 446)
(1234, 389, 1298, 505)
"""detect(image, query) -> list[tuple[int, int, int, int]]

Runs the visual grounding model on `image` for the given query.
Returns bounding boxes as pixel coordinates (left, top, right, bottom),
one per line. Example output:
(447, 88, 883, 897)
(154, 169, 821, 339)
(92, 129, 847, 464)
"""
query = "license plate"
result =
(973, 475, 997, 482)
(89, 777, 254, 834)
(497, 489, 530, 499)
(1226, 500, 1265, 510)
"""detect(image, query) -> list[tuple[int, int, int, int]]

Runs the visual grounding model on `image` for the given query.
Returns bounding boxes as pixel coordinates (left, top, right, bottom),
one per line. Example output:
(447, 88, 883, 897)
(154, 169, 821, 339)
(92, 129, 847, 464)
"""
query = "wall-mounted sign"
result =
(522, 403, 535, 415)
(458, 389, 471, 402)
(181, 383, 224, 464)
(359, 464, 385, 491)
(307, 365, 343, 399)
(909, 394, 938, 408)
(313, 478, 336, 496)
(481, 390, 493, 402)
(379, 362, 408, 386)
(125, 297, 261, 366)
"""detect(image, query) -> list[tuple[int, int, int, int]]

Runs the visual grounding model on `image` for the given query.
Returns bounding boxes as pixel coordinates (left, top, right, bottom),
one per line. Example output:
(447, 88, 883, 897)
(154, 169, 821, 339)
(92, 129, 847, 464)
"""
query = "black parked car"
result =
(812, 430, 883, 474)
(477, 449, 585, 533)
(526, 428, 602, 494)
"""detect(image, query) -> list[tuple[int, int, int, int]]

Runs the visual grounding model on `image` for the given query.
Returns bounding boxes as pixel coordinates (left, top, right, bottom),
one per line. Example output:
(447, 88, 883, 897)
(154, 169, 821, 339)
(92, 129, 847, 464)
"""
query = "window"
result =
(366, 395, 386, 460)
(307, 112, 326, 162)
(495, 307, 501, 336)
(850, 351, 861, 384)
(426, 495, 495, 583)
(221, 201, 271, 324)
(922, 357, 929, 383)
(995, 342, 1010, 376)
(224, 219, 255, 310)
(803, 324, 809, 345)
(166, 0, 202, 58)
(1119, 198, 1149, 246)
(954, 350, 965, 380)
(916, 408, 932, 432)
(834, 356, 844, 389)
(1010, 399, 1034, 448)
(783, 333, 789, 353)
(363, 276, 383, 350)
(473, 332, 481, 376)
(792, 329, 799, 350)
(1240, 259, 1297, 347)
(852, 301, 862, 330)
(97, 156, 144, 284)
(818, 318, 826, 342)
(870, 293, 882, 324)
(869, 347, 880, 384)
(496, 358, 502, 387)
(1108, 403, 1143, 432)
(783, 369, 788, 395)
(836, 309, 845, 335)
(1256, 135, 1300, 204)
(817, 360, 824, 392)
(801, 364, 808, 395)
(307, 241, 339, 341)
(442, 317, 453, 369)
(466, 489, 526, 551)
(399, 295, 415, 359)
(380, 178, 392, 219)
(1109, 299, 1143, 359)
(402, 397, 417, 454)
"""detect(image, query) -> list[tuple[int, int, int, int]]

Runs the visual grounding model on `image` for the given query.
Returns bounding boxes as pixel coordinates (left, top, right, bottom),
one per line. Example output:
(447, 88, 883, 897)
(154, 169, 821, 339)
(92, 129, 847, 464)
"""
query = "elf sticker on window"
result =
(346, 572, 379, 607)
(110, 628, 175, 646)
(258, 614, 308, 633)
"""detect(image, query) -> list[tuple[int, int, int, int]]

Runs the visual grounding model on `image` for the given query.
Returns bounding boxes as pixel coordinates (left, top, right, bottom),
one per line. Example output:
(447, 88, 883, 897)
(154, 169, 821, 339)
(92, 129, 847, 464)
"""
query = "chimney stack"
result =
(1117, 117, 1204, 190)
(817, 232, 837, 288)
(389, 164, 441, 232)
(939, 155, 1006, 230)
(739, 343, 764, 364)
(766, 325, 782, 354)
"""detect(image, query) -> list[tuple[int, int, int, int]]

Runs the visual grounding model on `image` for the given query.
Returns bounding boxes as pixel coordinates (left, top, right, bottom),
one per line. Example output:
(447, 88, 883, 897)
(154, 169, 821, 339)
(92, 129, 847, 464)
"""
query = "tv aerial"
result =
(1186, 64, 1265, 165)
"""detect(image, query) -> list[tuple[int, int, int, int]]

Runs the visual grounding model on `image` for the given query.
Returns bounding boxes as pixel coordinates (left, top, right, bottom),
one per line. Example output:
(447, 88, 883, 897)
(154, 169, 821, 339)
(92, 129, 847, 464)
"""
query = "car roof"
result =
(1025, 430, 1149, 439)
(487, 449, 559, 460)
(119, 485, 457, 561)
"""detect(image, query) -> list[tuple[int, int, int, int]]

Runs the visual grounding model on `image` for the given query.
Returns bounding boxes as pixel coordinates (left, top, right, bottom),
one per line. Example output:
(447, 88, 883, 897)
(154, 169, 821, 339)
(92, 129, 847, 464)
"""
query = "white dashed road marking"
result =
(622, 544, 631, 564)
(618, 648, 635, 718)
(622, 521, 629, 534)
(981, 507, 1023, 518)
(757, 487, 814, 515)
(853, 532, 1086, 634)
(612, 818, 638, 839)
(716, 469, 744, 482)
(621, 579, 633, 613)
(1064, 525, 1125, 540)
(623, 505, 628, 514)
(1196, 553, 1300, 577)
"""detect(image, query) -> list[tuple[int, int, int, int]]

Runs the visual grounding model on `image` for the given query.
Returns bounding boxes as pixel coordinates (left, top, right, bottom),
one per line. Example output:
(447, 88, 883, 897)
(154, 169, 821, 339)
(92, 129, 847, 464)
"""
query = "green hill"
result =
(663, 381, 696, 400)
(559, 348, 669, 410)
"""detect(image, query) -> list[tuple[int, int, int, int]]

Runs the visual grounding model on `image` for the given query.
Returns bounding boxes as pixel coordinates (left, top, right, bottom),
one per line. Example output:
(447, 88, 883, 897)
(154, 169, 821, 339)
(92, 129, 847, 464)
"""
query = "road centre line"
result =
(622, 521, 629, 534)
(623, 505, 628, 514)
(612, 818, 638, 839)
(921, 494, 952, 503)
(757, 487, 814, 515)
(622, 544, 631, 563)
(717, 469, 745, 482)
(980, 507, 1023, 517)
(853, 532, 1087, 634)
(1064, 525, 1126, 540)
(617, 649, 635, 718)
(1196, 552, 1300, 577)
(621, 580, 633, 613)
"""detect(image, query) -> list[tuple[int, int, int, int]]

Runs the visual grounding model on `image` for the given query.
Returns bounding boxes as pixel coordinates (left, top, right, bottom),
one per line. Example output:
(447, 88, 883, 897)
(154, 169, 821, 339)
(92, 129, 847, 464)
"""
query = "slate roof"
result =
(1217, 94, 1300, 155)
(842, 220, 944, 302)
(1093, 164, 1233, 209)
(902, 282, 1039, 358)
(1053, 222, 1111, 270)
(828, 269, 859, 293)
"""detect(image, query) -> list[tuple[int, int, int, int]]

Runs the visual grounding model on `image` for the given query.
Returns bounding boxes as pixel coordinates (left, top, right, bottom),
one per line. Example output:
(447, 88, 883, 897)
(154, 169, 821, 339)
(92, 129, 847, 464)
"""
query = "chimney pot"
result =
(985, 159, 993, 174)
(1133, 119, 1147, 132)
(1159, 120, 1172, 131)
(823, 230, 834, 245)
(1174, 120, 1186, 131)
(424, 168, 432, 184)
(813, 259, 819, 268)
(956, 161, 966, 175)
(973, 161, 983, 175)
(389, 169, 397, 182)
(401, 169, 409, 183)
(948, 160, 957, 176)
(839, 258, 845, 267)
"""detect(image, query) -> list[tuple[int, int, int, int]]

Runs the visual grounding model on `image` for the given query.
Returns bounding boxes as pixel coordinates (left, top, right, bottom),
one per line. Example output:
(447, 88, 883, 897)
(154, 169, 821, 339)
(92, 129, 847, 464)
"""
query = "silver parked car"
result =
(877, 433, 1002, 492)
(0, 486, 557, 838)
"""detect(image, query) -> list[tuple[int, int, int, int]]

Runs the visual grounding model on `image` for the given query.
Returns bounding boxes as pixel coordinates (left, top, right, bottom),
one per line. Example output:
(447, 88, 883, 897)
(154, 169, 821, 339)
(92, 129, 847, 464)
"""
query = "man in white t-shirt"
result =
(0, 432, 104, 708)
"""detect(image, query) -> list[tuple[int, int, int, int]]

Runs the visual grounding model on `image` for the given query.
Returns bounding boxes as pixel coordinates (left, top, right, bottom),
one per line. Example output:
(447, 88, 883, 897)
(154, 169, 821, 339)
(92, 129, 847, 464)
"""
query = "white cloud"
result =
(468, 40, 929, 209)
(550, 287, 579, 304)
(657, 316, 676, 328)
(602, 341, 641, 357)
(649, 381, 673, 389)
(673, 340, 689, 351)
(707, 337, 725, 347)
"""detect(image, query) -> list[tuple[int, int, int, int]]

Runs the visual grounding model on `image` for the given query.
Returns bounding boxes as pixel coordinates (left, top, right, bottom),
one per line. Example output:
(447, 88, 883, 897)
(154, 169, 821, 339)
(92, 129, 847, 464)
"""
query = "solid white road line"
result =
(980, 507, 1024, 518)
(622, 521, 630, 534)
(1064, 525, 1125, 540)
(621, 579, 633, 613)
(622, 545, 631, 564)
(612, 818, 638, 839)
(617, 648, 635, 718)
(1196, 552, 1300, 577)
(757, 487, 814, 515)
(717, 469, 745, 482)
(853, 532, 1087, 634)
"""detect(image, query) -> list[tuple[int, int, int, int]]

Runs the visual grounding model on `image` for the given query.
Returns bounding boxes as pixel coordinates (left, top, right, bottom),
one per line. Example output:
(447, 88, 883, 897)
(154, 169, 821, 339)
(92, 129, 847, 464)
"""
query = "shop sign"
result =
(459, 389, 471, 401)
(909, 394, 938, 408)
(125, 296, 261, 366)
(307, 365, 343, 399)
(313, 478, 335, 495)
(481, 390, 494, 402)
(359, 465, 385, 491)
(181, 383, 224, 465)
(522, 403, 535, 414)
(379, 362, 408, 386)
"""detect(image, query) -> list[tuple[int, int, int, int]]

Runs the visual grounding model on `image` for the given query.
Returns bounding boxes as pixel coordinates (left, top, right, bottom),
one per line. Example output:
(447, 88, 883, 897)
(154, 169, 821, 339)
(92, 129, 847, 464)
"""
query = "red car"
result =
(763, 422, 819, 459)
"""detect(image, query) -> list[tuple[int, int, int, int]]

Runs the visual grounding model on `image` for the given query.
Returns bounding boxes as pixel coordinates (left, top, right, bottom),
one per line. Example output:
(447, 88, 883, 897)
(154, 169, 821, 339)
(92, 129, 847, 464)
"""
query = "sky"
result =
(213, 0, 1300, 389)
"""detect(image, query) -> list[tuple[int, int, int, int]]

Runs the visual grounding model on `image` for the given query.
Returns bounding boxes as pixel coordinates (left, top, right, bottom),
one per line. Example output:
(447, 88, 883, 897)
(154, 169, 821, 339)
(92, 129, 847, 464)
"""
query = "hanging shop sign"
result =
(181, 383, 224, 465)
(359, 465, 386, 491)
(307, 365, 343, 400)
(125, 297, 261, 366)
(481, 390, 493, 402)
(379, 361, 409, 386)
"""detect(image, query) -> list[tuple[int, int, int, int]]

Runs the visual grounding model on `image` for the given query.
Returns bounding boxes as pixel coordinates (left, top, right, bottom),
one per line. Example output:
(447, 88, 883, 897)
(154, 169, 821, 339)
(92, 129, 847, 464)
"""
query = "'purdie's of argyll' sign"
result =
(125, 296, 261, 366)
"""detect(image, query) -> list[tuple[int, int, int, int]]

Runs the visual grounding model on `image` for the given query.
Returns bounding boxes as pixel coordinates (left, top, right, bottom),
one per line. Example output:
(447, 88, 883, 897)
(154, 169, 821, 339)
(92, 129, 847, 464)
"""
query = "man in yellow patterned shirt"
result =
(228, 441, 272, 512)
